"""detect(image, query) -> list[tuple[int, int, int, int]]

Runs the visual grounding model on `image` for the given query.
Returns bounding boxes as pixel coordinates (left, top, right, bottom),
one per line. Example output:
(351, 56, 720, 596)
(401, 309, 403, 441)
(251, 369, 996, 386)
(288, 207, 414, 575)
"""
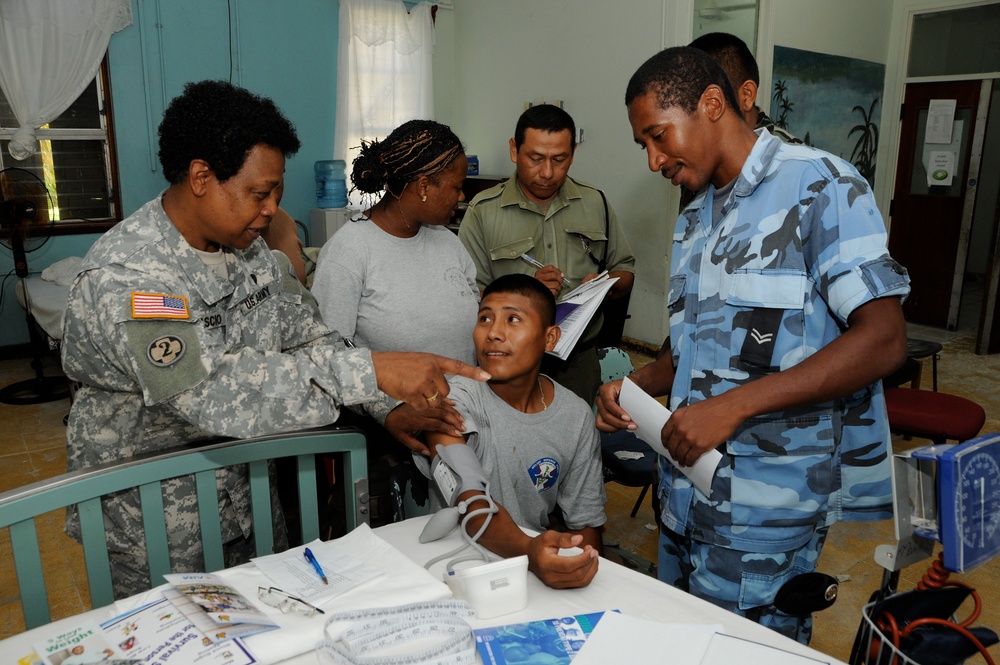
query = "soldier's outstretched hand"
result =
(371, 352, 490, 411)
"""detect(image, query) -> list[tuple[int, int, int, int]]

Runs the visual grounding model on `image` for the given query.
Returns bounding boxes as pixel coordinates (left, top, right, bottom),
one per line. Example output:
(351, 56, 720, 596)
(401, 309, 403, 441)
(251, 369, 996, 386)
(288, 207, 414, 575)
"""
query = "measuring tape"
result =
(316, 600, 478, 665)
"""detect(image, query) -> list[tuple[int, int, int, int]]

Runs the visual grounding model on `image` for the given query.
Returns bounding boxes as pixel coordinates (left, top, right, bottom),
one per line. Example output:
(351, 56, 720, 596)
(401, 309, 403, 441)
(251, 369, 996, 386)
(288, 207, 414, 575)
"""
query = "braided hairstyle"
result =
(351, 120, 464, 199)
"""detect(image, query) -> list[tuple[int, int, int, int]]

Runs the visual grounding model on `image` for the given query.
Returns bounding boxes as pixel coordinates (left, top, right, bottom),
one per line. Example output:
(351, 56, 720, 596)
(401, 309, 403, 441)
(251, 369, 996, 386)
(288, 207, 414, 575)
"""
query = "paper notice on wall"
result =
(926, 151, 956, 187)
(925, 99, 957, 144)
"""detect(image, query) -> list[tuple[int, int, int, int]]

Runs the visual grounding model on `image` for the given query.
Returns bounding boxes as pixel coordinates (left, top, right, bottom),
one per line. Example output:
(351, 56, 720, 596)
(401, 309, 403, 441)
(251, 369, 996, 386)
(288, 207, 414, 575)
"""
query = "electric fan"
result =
(0, 167, 70, 404)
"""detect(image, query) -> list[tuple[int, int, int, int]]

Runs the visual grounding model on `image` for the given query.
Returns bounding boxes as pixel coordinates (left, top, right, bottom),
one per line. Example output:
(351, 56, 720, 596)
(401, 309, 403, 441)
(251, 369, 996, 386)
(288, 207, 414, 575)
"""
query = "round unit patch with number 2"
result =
(147, 335, 186, 367)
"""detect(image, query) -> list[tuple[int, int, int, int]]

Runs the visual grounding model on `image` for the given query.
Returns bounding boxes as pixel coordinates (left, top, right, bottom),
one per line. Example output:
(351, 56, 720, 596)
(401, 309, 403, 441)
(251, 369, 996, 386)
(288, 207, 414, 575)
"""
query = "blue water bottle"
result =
(315, 160, 348, 208)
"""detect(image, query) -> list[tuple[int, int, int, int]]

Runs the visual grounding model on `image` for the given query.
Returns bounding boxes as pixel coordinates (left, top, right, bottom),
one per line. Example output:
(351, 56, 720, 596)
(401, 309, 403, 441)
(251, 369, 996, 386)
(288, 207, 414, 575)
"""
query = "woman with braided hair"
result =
(312, 121, 478, 513)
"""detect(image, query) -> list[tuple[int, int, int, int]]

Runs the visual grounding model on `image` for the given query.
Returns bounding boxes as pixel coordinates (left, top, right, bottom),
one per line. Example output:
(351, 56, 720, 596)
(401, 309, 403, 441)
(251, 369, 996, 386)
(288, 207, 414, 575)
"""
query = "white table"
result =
(3, 516, 845, 664)
(375, 517, 843, 664)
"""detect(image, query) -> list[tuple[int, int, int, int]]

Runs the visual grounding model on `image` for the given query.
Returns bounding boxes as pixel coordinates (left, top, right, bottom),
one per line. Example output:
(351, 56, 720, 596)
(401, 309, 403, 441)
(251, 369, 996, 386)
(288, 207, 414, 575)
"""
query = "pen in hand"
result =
(303, 547, 328, 585)
(520, 253, 571, 285)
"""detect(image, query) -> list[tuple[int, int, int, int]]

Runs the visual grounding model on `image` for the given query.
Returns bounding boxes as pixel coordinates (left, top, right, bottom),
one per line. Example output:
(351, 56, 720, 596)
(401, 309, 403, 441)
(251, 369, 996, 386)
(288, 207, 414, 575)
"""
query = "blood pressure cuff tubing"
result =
(430, 444, 489, 507)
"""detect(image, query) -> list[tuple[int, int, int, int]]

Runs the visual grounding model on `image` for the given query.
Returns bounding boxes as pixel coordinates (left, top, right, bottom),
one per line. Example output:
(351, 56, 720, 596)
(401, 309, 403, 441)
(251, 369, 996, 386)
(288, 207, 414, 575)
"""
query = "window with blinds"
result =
(0, 58, 121, 233)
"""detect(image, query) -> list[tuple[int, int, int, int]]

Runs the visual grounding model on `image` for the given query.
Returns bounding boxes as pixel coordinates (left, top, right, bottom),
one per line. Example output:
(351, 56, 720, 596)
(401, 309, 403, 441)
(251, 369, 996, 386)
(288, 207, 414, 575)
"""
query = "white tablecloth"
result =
(3, 516, 845, 664)
(374, 517, 843, 664)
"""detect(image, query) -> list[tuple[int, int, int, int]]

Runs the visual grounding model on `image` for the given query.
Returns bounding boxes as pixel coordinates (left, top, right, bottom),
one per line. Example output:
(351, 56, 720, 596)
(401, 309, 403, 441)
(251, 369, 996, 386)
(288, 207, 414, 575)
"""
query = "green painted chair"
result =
(0, 426, 367, 630)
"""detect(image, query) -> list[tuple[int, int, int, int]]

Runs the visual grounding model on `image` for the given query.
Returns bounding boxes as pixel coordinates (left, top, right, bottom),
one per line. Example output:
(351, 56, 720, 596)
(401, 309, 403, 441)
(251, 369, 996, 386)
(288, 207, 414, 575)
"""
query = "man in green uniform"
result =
(459, 104, 635, 406)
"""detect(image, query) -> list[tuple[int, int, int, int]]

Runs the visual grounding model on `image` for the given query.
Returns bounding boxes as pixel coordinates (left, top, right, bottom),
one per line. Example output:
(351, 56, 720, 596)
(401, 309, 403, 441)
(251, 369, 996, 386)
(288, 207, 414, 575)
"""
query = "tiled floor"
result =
(0, 353, 87, 638)
(3, 322, 1000, 663)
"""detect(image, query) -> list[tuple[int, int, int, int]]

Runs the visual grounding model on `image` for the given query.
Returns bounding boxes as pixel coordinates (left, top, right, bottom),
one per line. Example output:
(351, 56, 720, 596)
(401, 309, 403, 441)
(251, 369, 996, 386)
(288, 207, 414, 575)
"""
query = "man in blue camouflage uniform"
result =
(61, 80, 486, 598)
(597, 47, 910, 644)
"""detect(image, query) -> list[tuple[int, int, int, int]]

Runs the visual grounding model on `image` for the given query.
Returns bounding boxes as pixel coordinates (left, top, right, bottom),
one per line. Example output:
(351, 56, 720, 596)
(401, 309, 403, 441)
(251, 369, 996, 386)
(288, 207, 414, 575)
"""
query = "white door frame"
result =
(879, 0, 1000, 224)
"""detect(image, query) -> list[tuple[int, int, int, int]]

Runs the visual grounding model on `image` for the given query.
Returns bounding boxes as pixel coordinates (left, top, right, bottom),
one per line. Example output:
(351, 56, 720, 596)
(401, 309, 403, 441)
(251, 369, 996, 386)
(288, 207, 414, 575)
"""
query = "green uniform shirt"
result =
(459, 173, 635, 298)
(458, 174, 635, 404)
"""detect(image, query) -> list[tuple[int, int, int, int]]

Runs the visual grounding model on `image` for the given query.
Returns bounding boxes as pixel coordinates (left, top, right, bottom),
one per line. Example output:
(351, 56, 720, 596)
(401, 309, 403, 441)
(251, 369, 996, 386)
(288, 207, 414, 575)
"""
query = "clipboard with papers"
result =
(549, 272, 618, 360)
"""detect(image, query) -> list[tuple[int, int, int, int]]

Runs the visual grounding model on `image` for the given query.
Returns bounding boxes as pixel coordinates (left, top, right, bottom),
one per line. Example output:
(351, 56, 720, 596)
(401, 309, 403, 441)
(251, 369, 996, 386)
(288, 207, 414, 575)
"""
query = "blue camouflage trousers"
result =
(658, 523, 830, 645)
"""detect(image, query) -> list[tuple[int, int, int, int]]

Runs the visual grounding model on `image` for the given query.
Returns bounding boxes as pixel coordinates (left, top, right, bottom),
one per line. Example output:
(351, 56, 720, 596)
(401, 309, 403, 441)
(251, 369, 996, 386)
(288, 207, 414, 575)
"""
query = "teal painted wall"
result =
(1, 0, 340, 347)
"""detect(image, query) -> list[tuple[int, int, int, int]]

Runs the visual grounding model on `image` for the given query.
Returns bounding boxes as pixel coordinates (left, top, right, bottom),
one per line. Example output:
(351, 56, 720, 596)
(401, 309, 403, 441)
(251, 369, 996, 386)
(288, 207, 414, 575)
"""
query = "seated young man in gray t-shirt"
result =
(425, 273, 606, 589)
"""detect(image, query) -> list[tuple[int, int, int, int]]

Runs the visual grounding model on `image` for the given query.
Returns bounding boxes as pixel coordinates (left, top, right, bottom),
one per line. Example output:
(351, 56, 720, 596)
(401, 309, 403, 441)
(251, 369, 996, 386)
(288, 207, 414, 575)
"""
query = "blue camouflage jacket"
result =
(662, 130, 910, 553)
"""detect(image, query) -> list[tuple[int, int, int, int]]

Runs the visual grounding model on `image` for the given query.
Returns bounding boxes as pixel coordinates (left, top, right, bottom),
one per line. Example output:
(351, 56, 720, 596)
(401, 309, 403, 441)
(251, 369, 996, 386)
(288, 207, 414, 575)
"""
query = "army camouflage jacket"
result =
(662, 130, 910, 553)
(61, 195, 380, 551)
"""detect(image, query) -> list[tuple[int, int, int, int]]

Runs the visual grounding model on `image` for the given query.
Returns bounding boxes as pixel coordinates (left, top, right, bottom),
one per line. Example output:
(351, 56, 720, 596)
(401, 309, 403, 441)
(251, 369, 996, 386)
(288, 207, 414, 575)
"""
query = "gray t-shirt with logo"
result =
(441, 375, 607, 533)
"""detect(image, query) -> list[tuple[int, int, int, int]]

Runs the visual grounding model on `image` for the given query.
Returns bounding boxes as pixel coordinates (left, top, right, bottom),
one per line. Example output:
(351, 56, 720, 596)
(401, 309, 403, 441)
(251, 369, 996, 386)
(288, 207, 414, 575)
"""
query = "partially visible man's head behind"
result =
(689, 32, 758, 90)
(689, 32, 760, 126)
(158, 80, 301, 184)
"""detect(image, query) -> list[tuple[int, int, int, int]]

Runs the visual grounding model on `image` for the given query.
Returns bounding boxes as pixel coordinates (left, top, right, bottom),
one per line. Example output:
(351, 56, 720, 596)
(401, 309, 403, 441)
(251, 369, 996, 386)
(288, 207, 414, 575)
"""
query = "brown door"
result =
(888, 80, 989, 329)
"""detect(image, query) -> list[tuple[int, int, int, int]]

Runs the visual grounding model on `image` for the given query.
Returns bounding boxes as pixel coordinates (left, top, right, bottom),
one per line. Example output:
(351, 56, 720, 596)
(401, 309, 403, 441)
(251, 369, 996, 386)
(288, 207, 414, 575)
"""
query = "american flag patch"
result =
(132, 292, 190, 319)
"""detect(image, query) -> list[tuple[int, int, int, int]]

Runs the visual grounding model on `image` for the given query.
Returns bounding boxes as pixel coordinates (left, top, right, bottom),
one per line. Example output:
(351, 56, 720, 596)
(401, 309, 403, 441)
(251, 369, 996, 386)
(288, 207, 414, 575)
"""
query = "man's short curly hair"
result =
(158, 80, 301, 184)
(625, 46, 739, 116)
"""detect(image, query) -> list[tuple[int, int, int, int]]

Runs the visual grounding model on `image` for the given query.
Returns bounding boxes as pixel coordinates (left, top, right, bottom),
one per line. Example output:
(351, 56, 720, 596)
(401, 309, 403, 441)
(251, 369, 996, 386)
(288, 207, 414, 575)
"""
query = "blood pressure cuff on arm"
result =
(430, 443, 488, 507)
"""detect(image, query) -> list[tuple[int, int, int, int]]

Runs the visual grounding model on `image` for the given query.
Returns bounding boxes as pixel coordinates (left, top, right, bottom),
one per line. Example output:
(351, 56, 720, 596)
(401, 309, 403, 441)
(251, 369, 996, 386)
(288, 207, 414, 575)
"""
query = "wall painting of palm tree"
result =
(771, 46, 885, 186)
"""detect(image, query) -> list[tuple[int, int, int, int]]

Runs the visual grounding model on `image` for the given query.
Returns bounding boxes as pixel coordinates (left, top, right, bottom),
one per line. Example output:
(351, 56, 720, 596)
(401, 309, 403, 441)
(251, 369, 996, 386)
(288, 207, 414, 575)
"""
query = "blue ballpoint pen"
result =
(303, 547, 328, 584)
(520, 253, 571, 285)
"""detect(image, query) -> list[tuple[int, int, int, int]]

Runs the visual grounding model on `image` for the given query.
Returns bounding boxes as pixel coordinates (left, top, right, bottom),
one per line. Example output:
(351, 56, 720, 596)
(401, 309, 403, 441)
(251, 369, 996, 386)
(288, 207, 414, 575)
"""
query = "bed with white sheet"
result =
(13, 256, 81, 346)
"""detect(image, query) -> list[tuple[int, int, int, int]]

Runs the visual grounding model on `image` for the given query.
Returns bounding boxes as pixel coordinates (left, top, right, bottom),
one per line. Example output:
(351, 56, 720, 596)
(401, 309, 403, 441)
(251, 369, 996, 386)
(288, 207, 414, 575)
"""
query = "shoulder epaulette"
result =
(467, 181, 506, 208)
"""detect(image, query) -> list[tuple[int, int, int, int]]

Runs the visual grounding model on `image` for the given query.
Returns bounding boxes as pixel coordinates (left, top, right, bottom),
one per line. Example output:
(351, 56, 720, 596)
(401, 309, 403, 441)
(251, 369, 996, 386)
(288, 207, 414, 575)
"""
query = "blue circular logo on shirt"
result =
(528, 457, 559, 492)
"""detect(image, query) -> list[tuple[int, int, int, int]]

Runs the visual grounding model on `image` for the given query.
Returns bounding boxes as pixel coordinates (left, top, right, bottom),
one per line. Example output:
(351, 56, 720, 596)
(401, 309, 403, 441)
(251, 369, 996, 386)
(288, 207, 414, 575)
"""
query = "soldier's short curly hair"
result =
(625, 46, 739, 116)
(351, 119, 464, 198)
(482, 273, 556, 327)
(158, 80, 300, 184)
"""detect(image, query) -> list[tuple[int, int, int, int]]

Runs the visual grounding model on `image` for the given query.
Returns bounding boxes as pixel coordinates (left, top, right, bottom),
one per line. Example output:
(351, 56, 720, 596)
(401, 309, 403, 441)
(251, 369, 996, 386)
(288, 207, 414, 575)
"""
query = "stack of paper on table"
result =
(549, 272, 618, 359)
(250, 541, 380, 606)
(572, 613, 831, 665)
(110, 524, 451, 665)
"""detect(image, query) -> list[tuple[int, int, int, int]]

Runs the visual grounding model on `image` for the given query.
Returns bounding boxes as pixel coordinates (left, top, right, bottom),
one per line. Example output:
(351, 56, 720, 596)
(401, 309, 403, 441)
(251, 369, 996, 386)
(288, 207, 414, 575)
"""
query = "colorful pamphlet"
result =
(102, 597, 257, 664)
(473, 611, 610, 665)
(162, 573, 278, 643)
(32, 619, 138, 665)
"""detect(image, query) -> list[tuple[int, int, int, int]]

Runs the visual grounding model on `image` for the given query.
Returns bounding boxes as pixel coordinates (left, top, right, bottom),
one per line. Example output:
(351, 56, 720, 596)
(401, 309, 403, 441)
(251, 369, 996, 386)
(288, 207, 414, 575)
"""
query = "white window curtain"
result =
(334, 0, 435, 208)
(0, 0, 132, 160)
